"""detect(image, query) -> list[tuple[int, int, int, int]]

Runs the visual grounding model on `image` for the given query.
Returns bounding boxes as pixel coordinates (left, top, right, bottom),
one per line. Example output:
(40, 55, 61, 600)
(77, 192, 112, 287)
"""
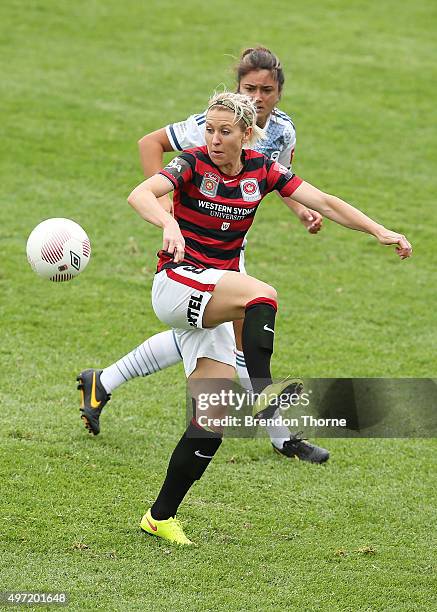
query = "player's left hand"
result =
(300, 209, 323, 234)
(377, 229, 412, 259)
(163, 219, 185, 263)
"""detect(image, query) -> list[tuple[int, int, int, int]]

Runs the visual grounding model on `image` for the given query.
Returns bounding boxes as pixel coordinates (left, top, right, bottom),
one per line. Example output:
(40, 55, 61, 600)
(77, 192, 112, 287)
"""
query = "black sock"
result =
(151, 420, 222, 520)
(242, 299, 277, 395)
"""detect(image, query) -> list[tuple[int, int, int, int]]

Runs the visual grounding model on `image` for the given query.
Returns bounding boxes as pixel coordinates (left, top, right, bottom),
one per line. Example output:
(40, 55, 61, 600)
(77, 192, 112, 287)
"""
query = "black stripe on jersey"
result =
(272, 173, 293, 192)
(168, 125, 183, 150)
(194, 113, 206, 126)
(184, 236, 241, 261)
(180, 190, 258, 217)
(178, 217, 247, 242)
(244, 157, 269, 172)
(178, 151, 197, 168)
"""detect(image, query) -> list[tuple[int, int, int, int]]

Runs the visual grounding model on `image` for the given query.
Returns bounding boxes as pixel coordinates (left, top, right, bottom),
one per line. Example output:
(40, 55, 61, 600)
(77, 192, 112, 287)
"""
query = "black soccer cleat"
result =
(273, 433, 330, 464)
(76, 369, 111, 435)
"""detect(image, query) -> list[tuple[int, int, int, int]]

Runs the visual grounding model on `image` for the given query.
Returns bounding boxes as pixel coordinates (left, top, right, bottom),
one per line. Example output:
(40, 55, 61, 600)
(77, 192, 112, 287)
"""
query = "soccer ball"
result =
(26, 218, 91, 282)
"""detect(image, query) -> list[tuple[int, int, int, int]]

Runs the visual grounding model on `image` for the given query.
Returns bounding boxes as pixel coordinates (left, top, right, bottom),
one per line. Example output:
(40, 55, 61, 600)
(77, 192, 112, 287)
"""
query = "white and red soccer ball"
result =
(26, 218, 91, 282)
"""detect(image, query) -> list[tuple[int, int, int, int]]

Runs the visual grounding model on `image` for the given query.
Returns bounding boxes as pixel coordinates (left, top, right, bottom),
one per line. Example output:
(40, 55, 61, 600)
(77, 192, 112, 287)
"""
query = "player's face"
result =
(205, 109, 250, 172)
(238, 69, 280, 128)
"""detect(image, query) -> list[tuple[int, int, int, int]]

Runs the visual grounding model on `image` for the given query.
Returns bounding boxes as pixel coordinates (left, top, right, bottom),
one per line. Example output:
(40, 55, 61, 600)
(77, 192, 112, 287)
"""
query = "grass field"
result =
(1, 0, 436, 610)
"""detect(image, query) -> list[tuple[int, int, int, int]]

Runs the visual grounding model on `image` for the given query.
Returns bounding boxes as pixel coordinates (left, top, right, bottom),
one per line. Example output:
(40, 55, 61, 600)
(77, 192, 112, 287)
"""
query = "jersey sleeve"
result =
(165, 113, 207, 151)
(159, 152, 194, 188)
(266, 159, 302, 197)
(278, 124, 296, 169)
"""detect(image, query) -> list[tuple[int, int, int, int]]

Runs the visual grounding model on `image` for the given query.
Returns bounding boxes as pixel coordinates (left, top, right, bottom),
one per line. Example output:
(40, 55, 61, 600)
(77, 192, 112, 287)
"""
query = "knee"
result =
(247, 282, 277, 305)
(263, 284, 277, 302)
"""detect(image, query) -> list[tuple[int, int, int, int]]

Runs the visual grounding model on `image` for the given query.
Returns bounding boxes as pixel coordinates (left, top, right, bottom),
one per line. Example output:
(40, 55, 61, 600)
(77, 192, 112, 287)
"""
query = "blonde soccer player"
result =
(123, 92, 411, 544)
(78, 47, 331, 463)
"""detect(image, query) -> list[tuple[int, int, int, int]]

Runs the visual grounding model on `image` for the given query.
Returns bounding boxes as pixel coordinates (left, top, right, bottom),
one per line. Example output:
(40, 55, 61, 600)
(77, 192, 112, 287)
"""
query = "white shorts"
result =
(151, 265, 236, 377)
(173, 323, 236, 377)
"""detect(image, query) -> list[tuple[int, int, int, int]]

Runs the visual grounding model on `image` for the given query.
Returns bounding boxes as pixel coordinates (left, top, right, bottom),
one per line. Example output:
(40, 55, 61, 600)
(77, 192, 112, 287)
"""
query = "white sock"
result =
(235, 350, 253, 393)
(236, 350, 290, 449)
(264, 408, 291, 449)
(100, 330, 182, 393)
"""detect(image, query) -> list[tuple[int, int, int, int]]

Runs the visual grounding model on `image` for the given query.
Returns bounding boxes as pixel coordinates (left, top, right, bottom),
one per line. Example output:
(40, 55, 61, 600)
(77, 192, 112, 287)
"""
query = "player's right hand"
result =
(377, 229, 412, 259)
(163, 219, 185, 263)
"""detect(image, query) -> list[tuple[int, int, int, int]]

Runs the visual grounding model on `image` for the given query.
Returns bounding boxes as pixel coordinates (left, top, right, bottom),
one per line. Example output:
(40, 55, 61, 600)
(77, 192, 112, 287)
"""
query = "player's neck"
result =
(219, 161, 243, 176)
(216, 153, 244, 177)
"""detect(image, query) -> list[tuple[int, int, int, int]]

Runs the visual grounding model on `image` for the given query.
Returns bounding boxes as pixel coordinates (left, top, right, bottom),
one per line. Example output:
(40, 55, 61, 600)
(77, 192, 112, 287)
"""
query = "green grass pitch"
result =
(1, 0, 436, 610)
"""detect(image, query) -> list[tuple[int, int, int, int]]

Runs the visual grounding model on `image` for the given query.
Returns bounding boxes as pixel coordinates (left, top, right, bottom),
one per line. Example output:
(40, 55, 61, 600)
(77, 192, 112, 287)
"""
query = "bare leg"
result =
(203, 271, 276, 327)
(233, 319, 244, 351)
(189, 358, 236, 435)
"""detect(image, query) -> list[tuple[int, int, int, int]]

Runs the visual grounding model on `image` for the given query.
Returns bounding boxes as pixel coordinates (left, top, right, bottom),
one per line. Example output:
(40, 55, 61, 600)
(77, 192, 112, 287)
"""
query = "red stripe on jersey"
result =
(184, 246, 240, 271)
(166, 268, 216, 292)
(157, 251, 236, 272)
(182, 229, 243, 250)
(246, 297, 278, 311)
(159, 169, 178, 188)
(279, 175, 303, 197)
(158, 147, 301, 271)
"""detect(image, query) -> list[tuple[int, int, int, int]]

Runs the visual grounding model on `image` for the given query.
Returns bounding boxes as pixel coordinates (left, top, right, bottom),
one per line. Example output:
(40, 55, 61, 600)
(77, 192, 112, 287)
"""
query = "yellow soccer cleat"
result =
(140, 509, 193, 545)
(252, 377, 304, 420)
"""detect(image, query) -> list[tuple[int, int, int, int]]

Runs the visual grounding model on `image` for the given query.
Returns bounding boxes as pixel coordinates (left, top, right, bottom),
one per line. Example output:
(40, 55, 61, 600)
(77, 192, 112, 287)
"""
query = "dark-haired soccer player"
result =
(125, 91, 411, 544)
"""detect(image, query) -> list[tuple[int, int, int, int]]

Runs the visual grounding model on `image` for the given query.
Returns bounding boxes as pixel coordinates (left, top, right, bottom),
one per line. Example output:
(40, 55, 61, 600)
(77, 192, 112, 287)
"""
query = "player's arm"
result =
(279, 195, 323, 234)
(137, 128, 175, 213)
(290, 180, 412, 259)
(275, 125, 324, 232)
(127, 175, 185, 262)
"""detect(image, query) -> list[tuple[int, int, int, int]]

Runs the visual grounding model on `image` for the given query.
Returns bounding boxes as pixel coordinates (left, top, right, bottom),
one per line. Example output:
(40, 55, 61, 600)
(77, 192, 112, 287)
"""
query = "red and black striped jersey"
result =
(158, 146, 302, 272)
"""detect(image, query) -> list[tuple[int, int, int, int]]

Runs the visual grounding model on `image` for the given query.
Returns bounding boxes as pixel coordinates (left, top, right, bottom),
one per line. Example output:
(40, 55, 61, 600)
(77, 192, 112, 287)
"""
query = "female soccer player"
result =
(127, 91, 411, 544)
(78, 47, 328, 463)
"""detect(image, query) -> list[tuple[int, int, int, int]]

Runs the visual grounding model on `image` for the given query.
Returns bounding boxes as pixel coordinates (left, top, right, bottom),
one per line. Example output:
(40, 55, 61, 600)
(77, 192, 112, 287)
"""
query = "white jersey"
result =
(165, 107, 296, 168)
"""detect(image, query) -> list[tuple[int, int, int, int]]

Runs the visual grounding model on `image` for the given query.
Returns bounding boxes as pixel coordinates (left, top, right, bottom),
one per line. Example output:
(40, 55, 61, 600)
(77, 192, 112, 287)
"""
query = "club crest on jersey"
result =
(221, 222, 230, 231)
(240, 178, 260, 202)
(200, 172, 220, 197)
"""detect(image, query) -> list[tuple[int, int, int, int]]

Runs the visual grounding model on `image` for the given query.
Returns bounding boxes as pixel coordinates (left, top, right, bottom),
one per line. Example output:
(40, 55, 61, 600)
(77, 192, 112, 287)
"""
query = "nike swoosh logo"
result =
(195, 450, 214, 459)
(263, 324, 275, 333)
(146, 516, 157, 532)
(222, 178, 237, 184)
(90, 372, 101, 409)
